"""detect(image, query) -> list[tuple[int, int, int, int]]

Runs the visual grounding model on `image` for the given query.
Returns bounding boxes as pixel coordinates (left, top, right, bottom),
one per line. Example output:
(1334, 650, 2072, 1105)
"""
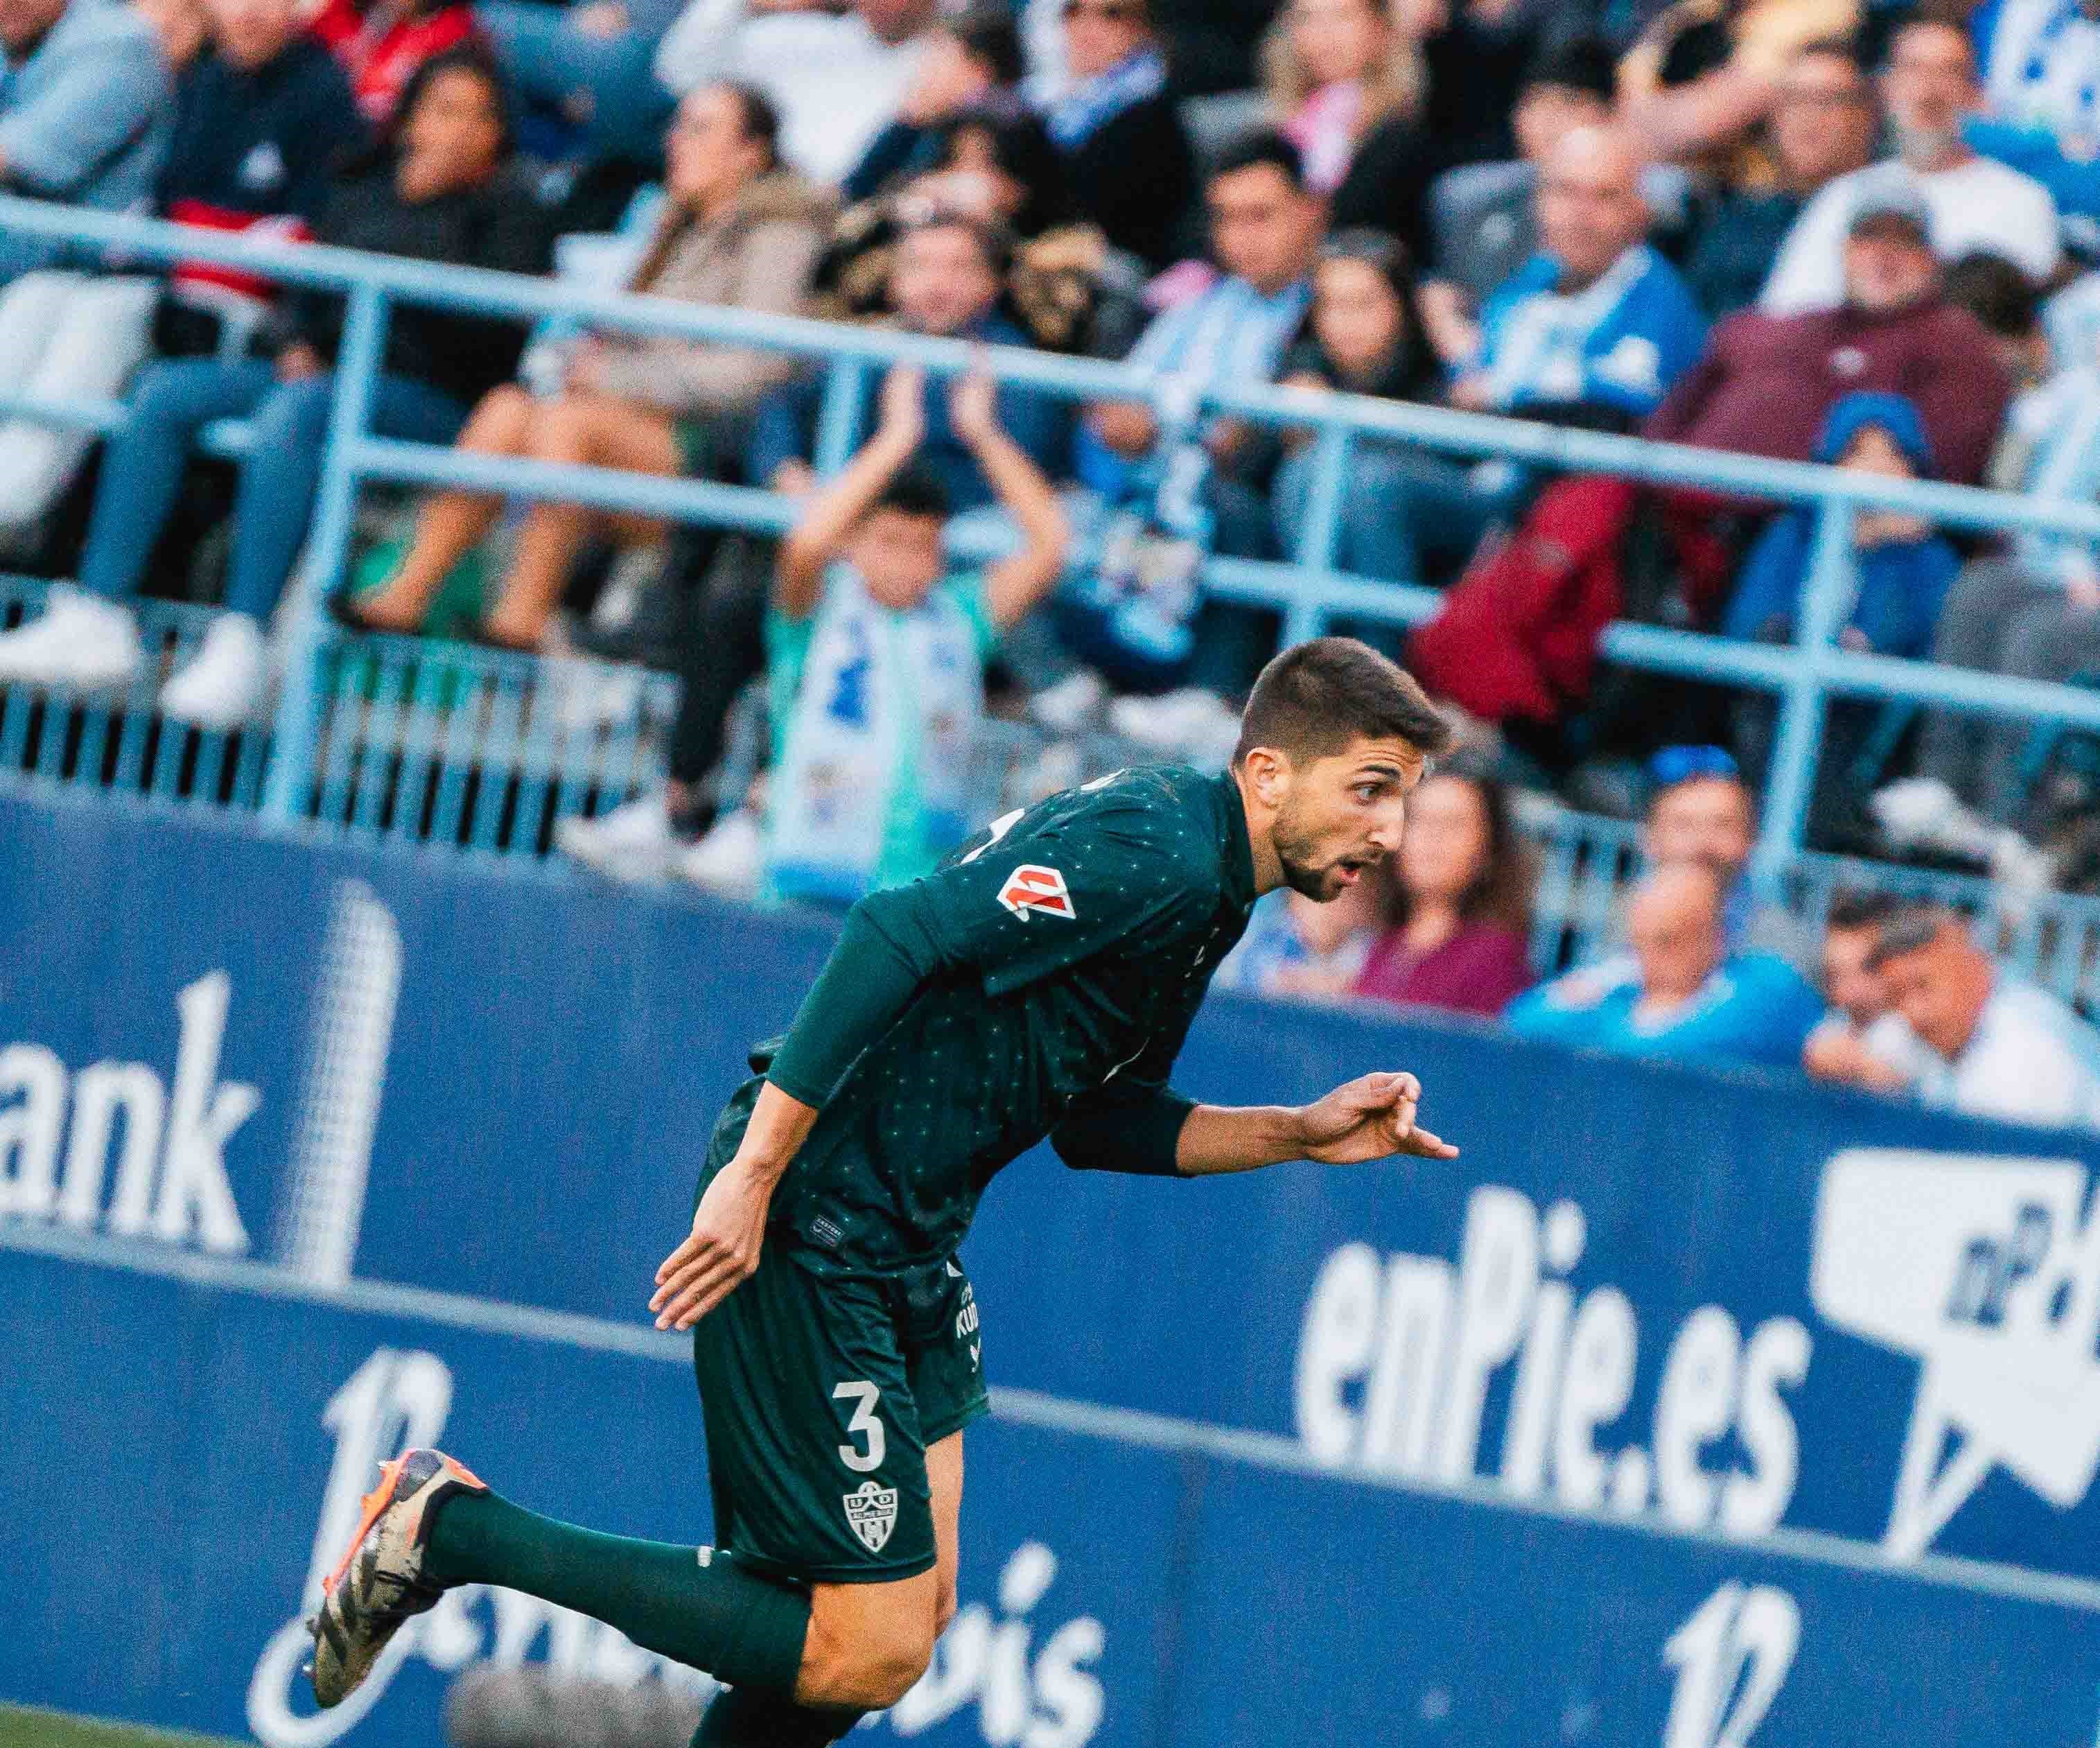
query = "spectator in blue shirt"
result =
(0, 0, 170, 283)
(1072, 128, 1320, 694)
(1506, 862, 1823, 1070)
(1453, 124, 1708, 435)
(746, 209, 1066, 514)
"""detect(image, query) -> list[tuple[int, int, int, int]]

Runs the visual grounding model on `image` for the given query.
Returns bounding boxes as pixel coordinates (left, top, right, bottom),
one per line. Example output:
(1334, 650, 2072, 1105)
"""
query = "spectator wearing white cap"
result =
(1761, 19, 2061, 315)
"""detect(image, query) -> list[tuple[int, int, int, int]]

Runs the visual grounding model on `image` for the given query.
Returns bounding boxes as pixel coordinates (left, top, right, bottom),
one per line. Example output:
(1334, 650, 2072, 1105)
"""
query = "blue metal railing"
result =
(2, 194, 2099, 873)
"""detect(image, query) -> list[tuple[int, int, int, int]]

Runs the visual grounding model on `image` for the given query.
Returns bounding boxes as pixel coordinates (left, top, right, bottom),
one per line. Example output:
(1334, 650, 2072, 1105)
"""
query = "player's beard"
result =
(1272, 803, 1356, 902)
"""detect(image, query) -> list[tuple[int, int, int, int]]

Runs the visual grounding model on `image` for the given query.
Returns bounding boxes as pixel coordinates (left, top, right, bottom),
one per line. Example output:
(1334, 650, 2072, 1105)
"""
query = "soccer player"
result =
(308, 636, 1461, 1745)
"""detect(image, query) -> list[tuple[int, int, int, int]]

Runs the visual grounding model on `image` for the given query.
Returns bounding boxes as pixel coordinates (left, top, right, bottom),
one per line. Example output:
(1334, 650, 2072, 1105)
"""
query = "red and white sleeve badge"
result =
(997, 864, 1076, 922)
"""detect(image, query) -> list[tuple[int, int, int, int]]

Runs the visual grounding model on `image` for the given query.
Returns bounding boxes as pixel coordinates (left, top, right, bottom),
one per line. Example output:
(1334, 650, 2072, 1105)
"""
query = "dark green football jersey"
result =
(733, 764, 1259, 1278)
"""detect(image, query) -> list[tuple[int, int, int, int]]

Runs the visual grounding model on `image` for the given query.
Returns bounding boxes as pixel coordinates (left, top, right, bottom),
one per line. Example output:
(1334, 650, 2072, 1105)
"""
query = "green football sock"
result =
(690, 1685, 863, 1746)
(425, 1491, 810, 1694)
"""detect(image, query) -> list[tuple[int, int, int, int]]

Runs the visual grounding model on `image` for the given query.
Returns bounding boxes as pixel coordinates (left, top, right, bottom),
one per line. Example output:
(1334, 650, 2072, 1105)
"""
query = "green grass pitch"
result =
(0, 1708, 244, 1748)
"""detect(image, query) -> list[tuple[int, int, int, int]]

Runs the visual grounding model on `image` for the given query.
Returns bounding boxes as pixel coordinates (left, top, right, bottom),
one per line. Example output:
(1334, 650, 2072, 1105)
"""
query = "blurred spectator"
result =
(1943, 247, 2052, 396)
(1801, 889, 1930, 1092)
(1723, 391, 1959, 658)
(1267, 228, 1487, 582)
(1651, 183, 2014, 484)
(1408, 196, 2011, 732)
(0, 47, 548, 717)
(310, 0, 482, 125)
(1505, 861, 1823, 1067)
(137, 0, 209, 69)
(1618, 0, 1862, 166)
(1968, 0, 2100, 228)
(660, 0, 937, 187)
(164, 0, 367, 236)
(1214, 862, 1391, 999)
(0, 0, 170, 286)
(844, 3, 1026, 202)
(601, 208, 1058, 880)
(1869, 906, 2100, 1128)
(1038, 0, 1194, 268)
(751, 209, 1065, 512)
(1680, 38, 1877, 319)
(756, 366, 1067, 901)
(1762, 21, 2063, 315)
(478, 0, 681, 166)
(1882, 262, 2100, 841)
(1418, 35, 1618, 365)
(816, 106, 1108, 350)
(1074, 128, 1320, 694)
(1639, 745, 1814, 962)
(0, 0, 362, 537)
(150, 0, 369, 353)
(1263, 0, 1429, 248)
(1355, 767, 1536, 1015)
(1451, 125, 1709, 432)
(342, 80, 830, 650)
(1410, 0, 1554, 180)
(1895, 549, 2100, 837)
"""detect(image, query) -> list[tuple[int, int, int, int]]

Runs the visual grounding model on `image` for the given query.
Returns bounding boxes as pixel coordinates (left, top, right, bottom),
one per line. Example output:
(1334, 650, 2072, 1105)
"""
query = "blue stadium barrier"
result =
(1, 195, 2099, 866)
(5, 783, 2100, 1748)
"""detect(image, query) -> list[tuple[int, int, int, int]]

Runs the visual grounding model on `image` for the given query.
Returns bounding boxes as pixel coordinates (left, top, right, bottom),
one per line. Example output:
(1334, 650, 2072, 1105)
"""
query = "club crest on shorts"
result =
(843, 1480, 900, 1553)
(997, 864, 1075, 923)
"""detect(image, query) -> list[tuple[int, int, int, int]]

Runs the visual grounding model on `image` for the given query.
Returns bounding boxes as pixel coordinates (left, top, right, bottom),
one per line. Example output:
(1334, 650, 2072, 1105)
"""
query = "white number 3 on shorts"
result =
(833, 1380, 886, 1473)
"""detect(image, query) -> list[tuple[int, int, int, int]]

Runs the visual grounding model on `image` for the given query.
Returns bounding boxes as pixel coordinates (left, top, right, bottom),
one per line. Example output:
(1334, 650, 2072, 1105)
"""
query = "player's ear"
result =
(1241, 745, 1293, 807)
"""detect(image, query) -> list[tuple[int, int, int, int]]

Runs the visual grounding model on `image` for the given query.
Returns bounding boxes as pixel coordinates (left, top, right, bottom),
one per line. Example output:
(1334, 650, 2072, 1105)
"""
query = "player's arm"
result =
(1179, 1073, 1458, 1169)
(651, 894, 938, 1330)
(772, 362, 926, 619)
(1056, 1070, 1457, 1180)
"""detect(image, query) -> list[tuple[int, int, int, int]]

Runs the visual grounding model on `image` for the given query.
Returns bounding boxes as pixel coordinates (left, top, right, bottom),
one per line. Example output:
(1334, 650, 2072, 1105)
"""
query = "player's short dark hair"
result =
(1209, 128, 1307, 193)
(873, 463, 950, 523)
(1826, 888, 1900, 933)
(1234, 638, 1455, 769)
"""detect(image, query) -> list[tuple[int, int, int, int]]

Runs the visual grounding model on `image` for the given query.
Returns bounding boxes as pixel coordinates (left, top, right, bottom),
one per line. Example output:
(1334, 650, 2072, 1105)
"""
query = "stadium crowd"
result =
(0, 0, 2097, 1121)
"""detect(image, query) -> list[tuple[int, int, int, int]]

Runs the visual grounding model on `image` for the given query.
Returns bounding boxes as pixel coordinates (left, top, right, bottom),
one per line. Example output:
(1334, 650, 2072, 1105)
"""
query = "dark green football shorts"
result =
(690, 1080, 989, 1585)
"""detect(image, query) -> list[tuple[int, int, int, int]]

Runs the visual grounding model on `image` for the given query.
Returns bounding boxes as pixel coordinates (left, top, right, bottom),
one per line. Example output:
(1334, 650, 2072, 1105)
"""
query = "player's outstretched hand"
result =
(650, 1162, 771, 1331)
(1297, 1071, 1459, 1164)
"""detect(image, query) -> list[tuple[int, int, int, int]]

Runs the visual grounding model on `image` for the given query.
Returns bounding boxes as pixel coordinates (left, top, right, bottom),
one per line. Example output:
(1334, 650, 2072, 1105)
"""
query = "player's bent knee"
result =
(802, 1634, 932, 1711)
(799, 1583, 938, 1711)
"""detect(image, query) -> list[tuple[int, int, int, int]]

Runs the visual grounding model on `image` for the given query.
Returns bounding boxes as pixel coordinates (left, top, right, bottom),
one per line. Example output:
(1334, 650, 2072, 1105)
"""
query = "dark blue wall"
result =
(2, 785, 2096, 1747)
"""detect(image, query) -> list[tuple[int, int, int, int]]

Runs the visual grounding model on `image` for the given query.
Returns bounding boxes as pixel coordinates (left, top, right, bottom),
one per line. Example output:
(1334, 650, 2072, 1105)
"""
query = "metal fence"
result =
(5, 195, 2100, 968)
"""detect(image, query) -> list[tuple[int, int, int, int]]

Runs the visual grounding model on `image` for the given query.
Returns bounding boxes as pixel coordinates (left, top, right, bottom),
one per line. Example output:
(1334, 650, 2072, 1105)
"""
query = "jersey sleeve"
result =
(1049, 1022, 1197, 1177)
(863, 794, 1216, 999)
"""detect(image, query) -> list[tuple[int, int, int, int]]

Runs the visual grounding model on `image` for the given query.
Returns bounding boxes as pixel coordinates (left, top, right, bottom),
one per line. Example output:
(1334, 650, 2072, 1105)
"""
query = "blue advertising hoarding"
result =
(4, 783, 2100, 1746)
